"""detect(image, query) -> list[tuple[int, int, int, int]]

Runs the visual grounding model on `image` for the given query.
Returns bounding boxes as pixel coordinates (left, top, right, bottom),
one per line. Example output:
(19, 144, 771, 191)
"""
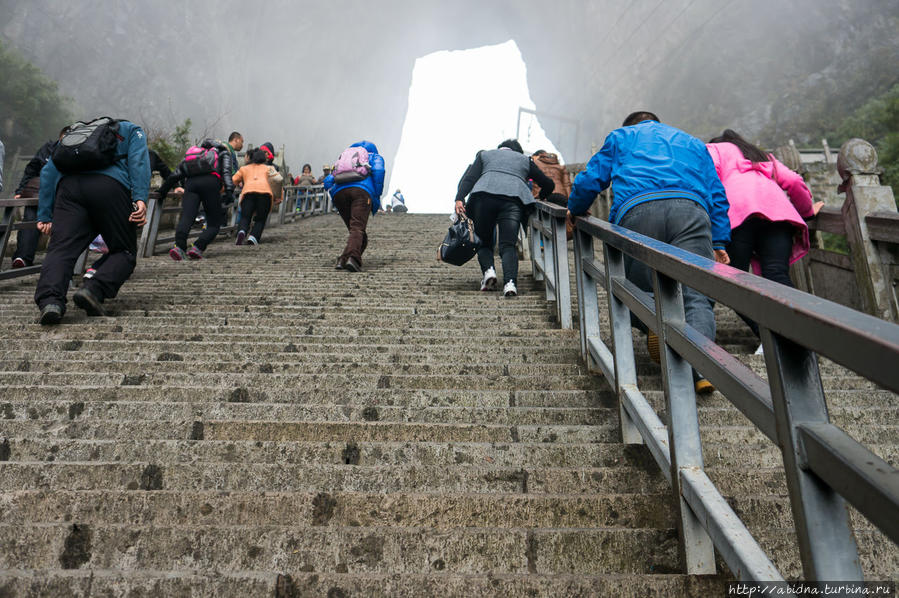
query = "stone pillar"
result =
(838, 138, 898, 321)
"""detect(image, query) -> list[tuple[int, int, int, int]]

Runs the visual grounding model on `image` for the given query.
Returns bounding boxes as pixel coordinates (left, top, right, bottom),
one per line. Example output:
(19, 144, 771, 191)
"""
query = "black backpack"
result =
(52, 117, 123, 174)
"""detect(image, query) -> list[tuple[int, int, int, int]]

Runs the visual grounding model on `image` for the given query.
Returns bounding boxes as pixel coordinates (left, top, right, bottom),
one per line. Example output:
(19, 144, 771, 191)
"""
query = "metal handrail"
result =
(1, 196, 88, 281)
(528, 202, 899, 581)
(528, 201, 572, 328)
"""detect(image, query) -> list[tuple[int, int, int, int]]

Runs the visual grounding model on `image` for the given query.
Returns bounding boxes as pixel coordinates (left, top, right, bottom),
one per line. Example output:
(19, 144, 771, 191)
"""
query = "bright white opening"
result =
(387, 40, 561, 214)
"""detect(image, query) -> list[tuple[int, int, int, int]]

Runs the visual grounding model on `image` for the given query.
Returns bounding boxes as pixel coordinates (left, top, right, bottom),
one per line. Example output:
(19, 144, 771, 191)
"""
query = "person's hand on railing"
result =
(714, 249, 730, 265)
(129, 200, 147, 227)
(37, 222, 52, 235)
(173, 187, 185, 195)
(812, 201, 825, 215)
(566, 210, 576, 241)
(455, 200, 466, 215)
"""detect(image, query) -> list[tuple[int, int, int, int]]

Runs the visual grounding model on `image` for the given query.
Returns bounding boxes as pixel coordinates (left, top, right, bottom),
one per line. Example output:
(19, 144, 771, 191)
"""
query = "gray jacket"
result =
(455, 148, 554, 206)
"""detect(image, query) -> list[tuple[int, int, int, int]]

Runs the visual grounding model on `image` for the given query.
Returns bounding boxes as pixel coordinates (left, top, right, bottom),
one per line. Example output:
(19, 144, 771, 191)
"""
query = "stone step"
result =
(0, 401, 608, 427)
(0, 371, 606, 391)
(0, 490, 674, 529)
(2, 399, 895, 433)
(0, 522, 680, 575)
(0, 570, 727, 598)
(0, 386, 613, 408)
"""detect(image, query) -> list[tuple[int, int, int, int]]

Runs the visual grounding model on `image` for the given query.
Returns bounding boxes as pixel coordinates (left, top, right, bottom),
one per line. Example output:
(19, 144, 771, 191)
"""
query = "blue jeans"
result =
(618, 199, 717, 371)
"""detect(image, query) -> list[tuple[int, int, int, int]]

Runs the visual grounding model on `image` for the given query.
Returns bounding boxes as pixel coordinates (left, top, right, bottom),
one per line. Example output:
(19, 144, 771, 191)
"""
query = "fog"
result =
(2, 0, 898, 208)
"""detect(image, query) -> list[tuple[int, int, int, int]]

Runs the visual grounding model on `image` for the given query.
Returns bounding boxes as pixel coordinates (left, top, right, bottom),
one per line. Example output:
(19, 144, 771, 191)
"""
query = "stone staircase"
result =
(0, 213, 895, 596)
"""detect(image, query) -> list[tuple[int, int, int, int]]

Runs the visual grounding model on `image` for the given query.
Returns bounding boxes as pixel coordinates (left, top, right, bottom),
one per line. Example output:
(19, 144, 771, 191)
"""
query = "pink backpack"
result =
(184, 145, 220, 178)
(331, 146, 371, 184)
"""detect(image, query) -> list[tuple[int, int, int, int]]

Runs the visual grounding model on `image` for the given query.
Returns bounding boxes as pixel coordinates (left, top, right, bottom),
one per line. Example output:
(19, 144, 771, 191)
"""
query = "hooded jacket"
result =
(323, 141, 386, 214)
(706, 141, 814, 265)
(531, 152, 571, 199)
(38, 121, 151, 223)
(568, 120, 730, 248)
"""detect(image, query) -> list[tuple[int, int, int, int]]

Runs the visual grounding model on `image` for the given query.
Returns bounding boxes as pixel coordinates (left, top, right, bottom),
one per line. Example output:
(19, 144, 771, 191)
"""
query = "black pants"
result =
(469, 192, 523, 285)
(727, 217, 795, 336)
(14, 178, 41, 265)
(238, 192, 272, 240)
(175, 174, 223, 251)
(34, 175, 137, 311)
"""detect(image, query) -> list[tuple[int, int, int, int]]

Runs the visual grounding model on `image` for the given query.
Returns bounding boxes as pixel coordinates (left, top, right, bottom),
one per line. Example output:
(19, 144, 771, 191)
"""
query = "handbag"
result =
(438, 213, 481, 266)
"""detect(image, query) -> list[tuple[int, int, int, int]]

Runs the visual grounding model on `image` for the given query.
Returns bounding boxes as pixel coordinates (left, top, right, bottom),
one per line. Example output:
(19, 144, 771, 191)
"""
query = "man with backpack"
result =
(323, 141, 385, 272)
(34, 117, 151, 324)
(157, 139, 226, 260)
(222, 132, 243, 205)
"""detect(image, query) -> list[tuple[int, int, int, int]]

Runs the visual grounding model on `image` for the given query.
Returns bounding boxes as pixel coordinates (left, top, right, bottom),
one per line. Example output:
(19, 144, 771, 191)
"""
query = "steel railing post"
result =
(543, 212, 555, 301)
(575, 229, 601, 372)
(551, 211, 572, 329)
(604, 244, 642, 444)
(144, 195, 164, 258)
(760, 327, 863, 581)
(653, 270, 716, 574)
(573, 225, 588, 359)
(0, 206, 15, 269)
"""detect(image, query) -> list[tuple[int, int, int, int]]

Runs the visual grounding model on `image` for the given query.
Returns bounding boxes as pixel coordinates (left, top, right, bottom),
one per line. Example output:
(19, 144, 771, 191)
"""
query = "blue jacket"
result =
(568, 121, 730, 248)
(323, 140, 385, 214)
(38, 120, 151, 222)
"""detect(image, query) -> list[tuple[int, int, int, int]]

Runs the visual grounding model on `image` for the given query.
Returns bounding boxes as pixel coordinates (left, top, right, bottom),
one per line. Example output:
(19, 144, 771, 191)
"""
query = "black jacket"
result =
(218, 145, 237, 201)
(149, 149, 172, 180)
(157, 145, 232, 199)
(15, 141, 56, 196)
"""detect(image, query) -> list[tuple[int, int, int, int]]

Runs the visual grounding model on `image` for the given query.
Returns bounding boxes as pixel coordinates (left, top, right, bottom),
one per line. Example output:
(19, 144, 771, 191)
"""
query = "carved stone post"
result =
(838, 139, 898, 321)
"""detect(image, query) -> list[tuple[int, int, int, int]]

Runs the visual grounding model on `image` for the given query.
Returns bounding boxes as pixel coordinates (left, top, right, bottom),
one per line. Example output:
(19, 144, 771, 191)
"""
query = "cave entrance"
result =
(386, 40, 560, 214)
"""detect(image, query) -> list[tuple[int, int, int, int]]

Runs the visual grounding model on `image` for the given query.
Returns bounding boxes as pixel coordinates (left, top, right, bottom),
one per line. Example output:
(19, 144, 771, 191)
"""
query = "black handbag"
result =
(438, 213, 481, 266)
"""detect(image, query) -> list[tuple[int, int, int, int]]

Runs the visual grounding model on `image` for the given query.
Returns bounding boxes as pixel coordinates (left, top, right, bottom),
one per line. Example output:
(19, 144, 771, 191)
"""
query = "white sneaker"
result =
(480, 267, 497, 291)
(247, 235, 259, 246)
(753, 344, 764, 356)
(503, 280, 517, 297)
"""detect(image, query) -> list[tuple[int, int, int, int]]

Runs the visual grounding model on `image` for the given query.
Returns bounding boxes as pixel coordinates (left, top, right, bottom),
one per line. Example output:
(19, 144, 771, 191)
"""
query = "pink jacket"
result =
(706, 142, 815, 265)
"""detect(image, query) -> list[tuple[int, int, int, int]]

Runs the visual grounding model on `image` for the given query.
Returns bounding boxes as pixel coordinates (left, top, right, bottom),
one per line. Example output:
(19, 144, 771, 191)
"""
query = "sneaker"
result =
(344, 257, 361, 272)
(83, 267, 97, 280)
(235, 230, 246, 246)
(169, 246, 186, 261)
(503, 280, 517, 297)
(335, 258, 345, 270)
(73, 287, 106, 317)
(187, 245, 203, 260)
(247, 235, 259, 246)
(38, 303, 63, 326)
(12, 257, 26, 269)
(647, 332, 660, 364)
(695, 378, 715, 395)
(480, 267, 497, 291)
(753, 343, 764, 356)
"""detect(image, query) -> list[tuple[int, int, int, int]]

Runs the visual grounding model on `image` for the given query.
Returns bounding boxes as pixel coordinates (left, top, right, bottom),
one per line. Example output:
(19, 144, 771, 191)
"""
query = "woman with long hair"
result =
(707, 129, 823, 348)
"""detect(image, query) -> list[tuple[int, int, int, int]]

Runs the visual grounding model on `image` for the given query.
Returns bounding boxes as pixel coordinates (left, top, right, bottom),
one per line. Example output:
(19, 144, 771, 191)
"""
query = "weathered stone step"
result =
(0, 401, 608, 427)
(0, 371, 605, 391)
(0, 360, 590, 378)
(0, 386, 612, 408)
(0, 490, 674, 529)
(0, 569, 727, 598)
(0, 461, 672, 494)
(0, 523, 683, 575)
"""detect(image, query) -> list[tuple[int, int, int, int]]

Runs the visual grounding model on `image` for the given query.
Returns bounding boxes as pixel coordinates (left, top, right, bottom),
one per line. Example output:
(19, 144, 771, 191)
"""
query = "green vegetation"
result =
(146, 118, 192, 171)
(0, 40, 72, 174)
(830, 83, 899, 197)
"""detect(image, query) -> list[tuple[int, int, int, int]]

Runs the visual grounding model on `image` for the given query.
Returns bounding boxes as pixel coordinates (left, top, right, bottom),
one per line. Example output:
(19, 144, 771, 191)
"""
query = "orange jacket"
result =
(531, 153, 572, 199)
(232, 163, 283, 207)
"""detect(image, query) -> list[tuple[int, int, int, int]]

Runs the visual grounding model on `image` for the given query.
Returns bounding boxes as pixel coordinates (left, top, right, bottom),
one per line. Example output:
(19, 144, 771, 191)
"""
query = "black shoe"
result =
(335, 259, 345, 270)
(39, 303, 63, 326)
(344, 257, 361, 272)
(73, 287, 106, 317)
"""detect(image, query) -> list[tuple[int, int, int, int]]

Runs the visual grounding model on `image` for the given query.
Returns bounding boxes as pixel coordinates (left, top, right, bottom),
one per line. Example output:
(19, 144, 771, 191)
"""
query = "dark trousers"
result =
(238, 192, 272, 240)
(175, 174, 223, 251)
(469, 192, 523, 284)
(34, 175, 137, 311)
(618, 199, 716, 379)
(727, 218, 796, 336)
(14, 178, 41, 265)
(333, 187, 371, 263)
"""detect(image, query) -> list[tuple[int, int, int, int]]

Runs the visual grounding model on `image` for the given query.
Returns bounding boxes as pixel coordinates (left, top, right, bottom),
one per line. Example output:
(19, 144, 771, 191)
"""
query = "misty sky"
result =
(387, 41, 560, 214)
